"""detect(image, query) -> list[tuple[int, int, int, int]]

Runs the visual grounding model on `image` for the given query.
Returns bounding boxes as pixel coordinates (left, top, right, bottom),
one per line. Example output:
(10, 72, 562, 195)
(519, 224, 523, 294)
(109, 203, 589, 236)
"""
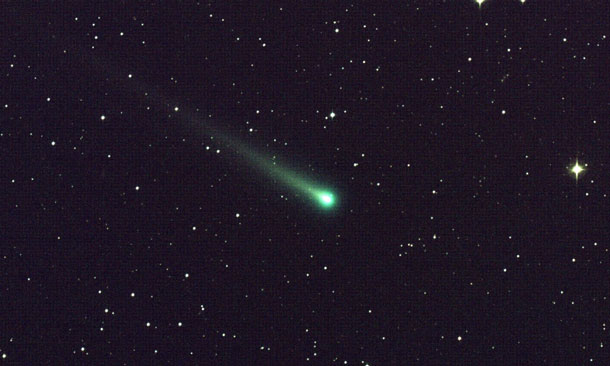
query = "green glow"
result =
(174, 107, 337, 210)
(243, 152, 338, 209)
(317, 192, 335, 207)
(216, 136, 337, 209)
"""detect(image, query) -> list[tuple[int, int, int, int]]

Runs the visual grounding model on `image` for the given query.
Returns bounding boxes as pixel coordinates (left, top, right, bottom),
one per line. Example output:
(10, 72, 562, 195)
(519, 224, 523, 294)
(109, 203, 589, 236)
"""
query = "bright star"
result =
(476, 0, 486, 7)
(571, 161, 585, 179)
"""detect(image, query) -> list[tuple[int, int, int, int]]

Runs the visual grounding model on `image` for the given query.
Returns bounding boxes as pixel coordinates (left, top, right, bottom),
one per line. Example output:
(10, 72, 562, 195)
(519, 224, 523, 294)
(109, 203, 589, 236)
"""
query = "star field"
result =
(1, 1, 610, 364)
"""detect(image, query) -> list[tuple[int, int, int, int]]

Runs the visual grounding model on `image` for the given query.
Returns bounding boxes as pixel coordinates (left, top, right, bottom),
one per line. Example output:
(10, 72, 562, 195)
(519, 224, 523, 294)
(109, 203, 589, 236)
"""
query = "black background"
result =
(1, 1, 609, 364)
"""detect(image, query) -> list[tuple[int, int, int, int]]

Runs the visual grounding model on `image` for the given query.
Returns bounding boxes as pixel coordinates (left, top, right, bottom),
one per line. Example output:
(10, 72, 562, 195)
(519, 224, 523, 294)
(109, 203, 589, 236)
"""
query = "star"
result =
(571, 161, 584, 179)
(476, 0, 486, 7)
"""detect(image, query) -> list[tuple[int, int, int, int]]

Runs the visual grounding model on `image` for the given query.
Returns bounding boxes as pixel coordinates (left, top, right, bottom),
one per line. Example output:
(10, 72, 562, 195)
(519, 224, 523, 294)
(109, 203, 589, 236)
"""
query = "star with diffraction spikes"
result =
(569, 160, 585, 181)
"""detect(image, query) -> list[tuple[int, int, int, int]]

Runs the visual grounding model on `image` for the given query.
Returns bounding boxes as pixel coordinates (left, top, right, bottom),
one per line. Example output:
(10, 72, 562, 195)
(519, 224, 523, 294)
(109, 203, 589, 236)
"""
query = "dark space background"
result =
(1, 1, 609, 364)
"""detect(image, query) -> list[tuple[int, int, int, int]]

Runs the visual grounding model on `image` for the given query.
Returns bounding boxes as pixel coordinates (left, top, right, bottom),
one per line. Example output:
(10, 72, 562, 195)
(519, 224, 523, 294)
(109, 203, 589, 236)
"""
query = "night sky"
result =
(2, 1, 610, 364)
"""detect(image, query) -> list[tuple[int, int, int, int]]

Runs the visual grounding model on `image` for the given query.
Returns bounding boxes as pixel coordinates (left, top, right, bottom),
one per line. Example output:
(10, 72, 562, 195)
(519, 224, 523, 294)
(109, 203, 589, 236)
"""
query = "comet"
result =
(176, 106, 338, 211)
(81, 52, 338, 211)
